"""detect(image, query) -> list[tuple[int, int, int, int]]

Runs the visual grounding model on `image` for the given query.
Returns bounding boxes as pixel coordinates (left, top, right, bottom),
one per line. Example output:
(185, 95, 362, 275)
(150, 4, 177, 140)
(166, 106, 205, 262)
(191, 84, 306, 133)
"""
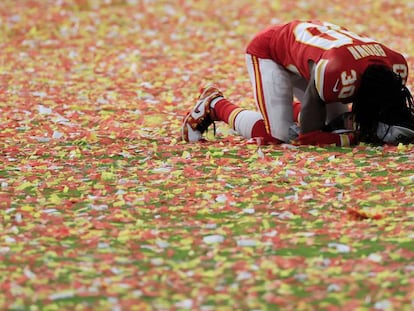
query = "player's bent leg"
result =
(182, 84, 280, 143)
(212, 98, 282, 144)
(293, 101, 301, 123)
(251, 119, 283, 144)
(245, 54, 294, 142)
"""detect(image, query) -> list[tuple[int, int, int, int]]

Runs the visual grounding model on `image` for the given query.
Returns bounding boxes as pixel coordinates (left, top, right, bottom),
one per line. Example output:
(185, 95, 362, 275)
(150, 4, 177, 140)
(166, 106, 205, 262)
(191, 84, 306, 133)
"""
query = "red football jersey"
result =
(246, 20, 409, 103)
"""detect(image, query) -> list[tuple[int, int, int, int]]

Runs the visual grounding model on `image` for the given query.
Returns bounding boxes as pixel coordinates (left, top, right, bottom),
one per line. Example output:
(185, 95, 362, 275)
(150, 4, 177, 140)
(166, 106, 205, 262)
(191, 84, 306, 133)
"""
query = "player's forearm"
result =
(300, 83, 326, 133)
(300, 102, 326, 133)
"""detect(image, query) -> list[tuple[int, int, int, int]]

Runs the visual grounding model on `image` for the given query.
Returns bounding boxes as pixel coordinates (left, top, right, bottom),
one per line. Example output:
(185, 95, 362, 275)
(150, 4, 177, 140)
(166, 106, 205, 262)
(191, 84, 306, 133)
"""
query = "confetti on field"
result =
(1, 0, 414, 310)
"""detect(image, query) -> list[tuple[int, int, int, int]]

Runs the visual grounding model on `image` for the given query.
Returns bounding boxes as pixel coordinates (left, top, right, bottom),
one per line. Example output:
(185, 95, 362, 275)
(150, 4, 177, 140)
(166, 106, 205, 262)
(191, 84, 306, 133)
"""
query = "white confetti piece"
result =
(368, 253, 382, 263)
(156, 240, 170, 248)
(215, 194, 227, 203)
(150, 258, 164, 266)
(15, 213, 22, 223)
(31, 136, 51, 142)
(97, 97, 109, 104)
(264, 230, 278, 237)
(294, 273, 307, 281)
(302, 194, 313, 200)
(88, 204, 108, 211)
(285, 169, 296, 177)
(5, 208, 15, 214)
(236, 271, 252, 281)
(38, 104, 52, 114)
(4, 236, 16, 243)
(236, 239, 257, 247)
(298, 232, 315, 237)
(23, 266, 36, 279)
(151, 167, 172, 173)
(42, 209, 59, 214)
(111, 267, 121, 275)
(33, 92, 48, 98)
(175, 299, 193, 309)
(204, 223, 217, 229)
(119, 151, 132, 158)
(257, 147, 265, 159)
(98, 242, 110, 249)
(327, 283, 341, 292)
(242, 208, 255, 214)
(49, 291, 75, 300)
(203, 235, 224, 244)
(52, 130, 64, 139)
(328, 243, 351, 253)
(0, 247, 10, 254)
(374, 300, 392, 310)
(271, 211, 295, 219)
(52, 115, 71, 124)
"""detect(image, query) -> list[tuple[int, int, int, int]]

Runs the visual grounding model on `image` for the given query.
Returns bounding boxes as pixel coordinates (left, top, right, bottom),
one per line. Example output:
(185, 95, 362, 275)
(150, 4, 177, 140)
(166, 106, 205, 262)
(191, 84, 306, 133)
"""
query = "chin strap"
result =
(379, 123, 392, 141)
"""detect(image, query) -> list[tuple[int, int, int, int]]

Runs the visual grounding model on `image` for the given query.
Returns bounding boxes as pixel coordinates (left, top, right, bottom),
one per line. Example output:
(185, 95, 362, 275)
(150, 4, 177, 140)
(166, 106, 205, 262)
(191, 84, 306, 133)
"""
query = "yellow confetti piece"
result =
(21, 205, 34, 212)
(49, 194, 62, 205)
(15, 182, 34, 191)
(113, 199, 126, 207)
(181, 150, 191, 159)
(101, 171, 115, 181)
(117, 229, 132, 243)
(262, 219, 270, 230)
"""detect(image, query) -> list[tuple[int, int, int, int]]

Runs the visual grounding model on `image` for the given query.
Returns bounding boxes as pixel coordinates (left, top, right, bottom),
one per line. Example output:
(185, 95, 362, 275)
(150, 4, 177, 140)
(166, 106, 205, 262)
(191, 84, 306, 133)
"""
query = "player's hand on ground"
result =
(298, 130, 358, 146)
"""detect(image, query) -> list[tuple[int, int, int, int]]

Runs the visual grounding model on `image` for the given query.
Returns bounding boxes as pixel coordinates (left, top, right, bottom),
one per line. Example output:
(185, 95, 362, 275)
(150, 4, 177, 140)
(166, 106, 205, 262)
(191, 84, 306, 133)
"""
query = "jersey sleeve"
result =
(314, 59, 331, 102)
(314, 57, 356, 103)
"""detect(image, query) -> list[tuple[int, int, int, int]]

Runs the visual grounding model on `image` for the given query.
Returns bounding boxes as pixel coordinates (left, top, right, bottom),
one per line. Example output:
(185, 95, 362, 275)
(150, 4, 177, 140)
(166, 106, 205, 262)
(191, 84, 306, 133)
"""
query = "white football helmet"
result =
(377, 122, 414, 145)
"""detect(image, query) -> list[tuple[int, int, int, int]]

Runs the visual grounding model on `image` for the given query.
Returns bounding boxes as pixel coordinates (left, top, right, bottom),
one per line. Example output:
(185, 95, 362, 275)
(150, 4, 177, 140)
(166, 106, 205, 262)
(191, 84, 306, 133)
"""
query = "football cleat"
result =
(181, 85, 224, 142)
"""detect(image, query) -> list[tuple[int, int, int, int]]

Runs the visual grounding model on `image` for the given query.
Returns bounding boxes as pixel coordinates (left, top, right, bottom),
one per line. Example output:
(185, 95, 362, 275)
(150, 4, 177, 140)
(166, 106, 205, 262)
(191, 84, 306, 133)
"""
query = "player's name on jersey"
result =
(347, 44, 386, 60)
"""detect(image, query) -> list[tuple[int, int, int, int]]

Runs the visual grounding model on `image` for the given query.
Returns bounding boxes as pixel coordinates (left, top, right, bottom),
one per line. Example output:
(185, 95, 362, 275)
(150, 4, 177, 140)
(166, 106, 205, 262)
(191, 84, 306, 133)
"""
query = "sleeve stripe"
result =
(314, 59, 329, 102)
(339, 134, 351, 146)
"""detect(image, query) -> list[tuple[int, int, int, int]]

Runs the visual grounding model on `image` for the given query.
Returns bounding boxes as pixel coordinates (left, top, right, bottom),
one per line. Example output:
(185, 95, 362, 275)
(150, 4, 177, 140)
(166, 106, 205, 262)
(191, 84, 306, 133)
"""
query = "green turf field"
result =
(1, 1, 414, 310)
